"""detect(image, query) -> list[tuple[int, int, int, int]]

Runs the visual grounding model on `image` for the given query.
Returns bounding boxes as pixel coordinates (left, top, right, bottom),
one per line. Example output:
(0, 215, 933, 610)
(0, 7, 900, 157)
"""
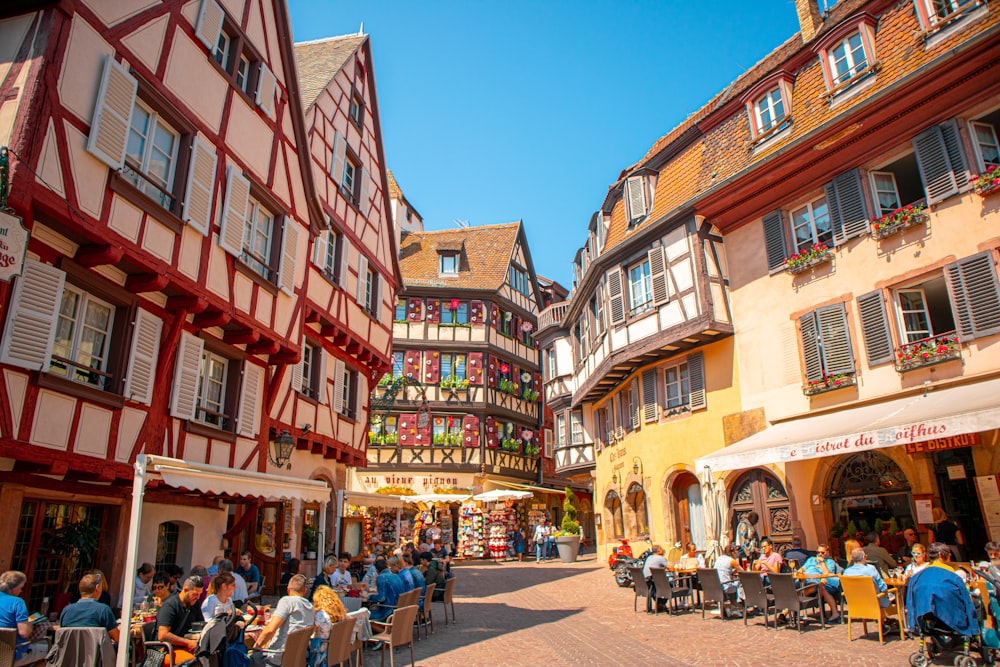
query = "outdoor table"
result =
(347, 608, 372, 642)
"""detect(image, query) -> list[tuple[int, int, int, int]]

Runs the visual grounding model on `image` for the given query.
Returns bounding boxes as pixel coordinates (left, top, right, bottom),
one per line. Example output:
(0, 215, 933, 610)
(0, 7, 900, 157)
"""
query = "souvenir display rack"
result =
(457, 503, 485, 558)
(485, 505, 517, 559)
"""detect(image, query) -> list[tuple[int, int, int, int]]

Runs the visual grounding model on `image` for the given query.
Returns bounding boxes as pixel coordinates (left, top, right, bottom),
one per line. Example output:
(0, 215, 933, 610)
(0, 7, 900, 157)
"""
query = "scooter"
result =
(608, 538, 633, 569)
(613, 541, 655, 588)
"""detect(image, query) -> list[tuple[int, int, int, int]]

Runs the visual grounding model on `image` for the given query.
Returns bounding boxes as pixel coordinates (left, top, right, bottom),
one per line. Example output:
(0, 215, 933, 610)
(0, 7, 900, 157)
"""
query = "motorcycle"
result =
(608, 538, 633, 569)
(613, 541, 654, 588)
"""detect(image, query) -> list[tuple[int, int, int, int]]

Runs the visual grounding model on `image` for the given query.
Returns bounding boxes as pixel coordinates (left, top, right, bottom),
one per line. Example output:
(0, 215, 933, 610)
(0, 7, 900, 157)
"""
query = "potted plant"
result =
(553, 487, 582, 563)
(973, 164, 1000, 197)
(46, 519, 101, 594)
(870, 204, 928, 239)
(783, 243, 832, 274)
(302, 524, 319, 560)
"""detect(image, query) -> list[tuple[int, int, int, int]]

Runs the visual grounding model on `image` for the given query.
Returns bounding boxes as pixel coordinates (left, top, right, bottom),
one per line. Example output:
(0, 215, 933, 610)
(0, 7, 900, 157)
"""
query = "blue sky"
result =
(288, 1, 802, 288)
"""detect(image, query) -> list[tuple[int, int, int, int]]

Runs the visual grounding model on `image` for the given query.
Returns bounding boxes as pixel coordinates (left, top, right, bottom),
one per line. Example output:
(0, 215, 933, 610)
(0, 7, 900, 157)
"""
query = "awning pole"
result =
(396, 508, 401, 550)
(318, 497, 327, 573)
(333, 489, 344, 555)
(116, 455, 149, 667)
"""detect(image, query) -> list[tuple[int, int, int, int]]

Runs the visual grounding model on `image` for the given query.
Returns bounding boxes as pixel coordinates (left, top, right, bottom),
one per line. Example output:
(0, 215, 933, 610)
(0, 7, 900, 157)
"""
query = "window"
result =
(607, 493, 624, 539)
(337, 366, 356, 419)
(971, 111, 1000, 171)
(628, 259, 652, 314)
(124, 101, 180, 210)
(441, 301, 468, 325)
(313, 228, 348, 287)
(893, 276, 957, 344)
(498, 311, 513, 337)
(196, 349, 229, 428)
(828, 32, 868, 86)
(509, 266, 530, 296)
(51, 286, 116, 390)
(545, 348, 556, 381)
(624, 175, 651, 224)
(212, 30, 231, 67)
(241, 197, 274, 279)
(790, 196, 832, 254)
(799, 303, 855, 383)
(194, 1, 271, 106)
(814, 16, 877, 93)
(555, 414, 566, 447)
(868, 153, 924, 217)
(440, 353, 467, 382)
(329, 133, 368, 213)
(754, 87, 786, 134)
(391, 351, 403, 378)
(628, 483, 649, 536)
(432, 417, 446, 445)
(439, 253, 459, 275)
(570, 411, 583, 445)
(920, 0, 981, 27)
(664, 362, 690, 410)
(155, 522, 180, 572)
(299, 342, 323, 400)
(362, 267, 375, 314)
(342, 158, 358, 203)
(235, 54, 251, 93)
(349, 92, 364, 127)
(394, 298, 407, 322)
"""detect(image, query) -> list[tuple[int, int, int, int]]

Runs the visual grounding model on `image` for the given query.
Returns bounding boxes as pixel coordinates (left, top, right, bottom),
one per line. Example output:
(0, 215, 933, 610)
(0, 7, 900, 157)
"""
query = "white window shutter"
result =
(0, 259, 65, 370)
(237, 362, 263, 437)
(318, 349, 328, 404)
(330, 132, 346, 184)
(625, 175, 648, 222)
(290, 341, 304, 393)
(332, 358, 345, 414)
(170, 331, 204, 420)
(606, 267, 625, 326)
(360, 166, 371, 216)
(255, 63, 277, 116)
(219, 166, 249, 256)
(194, 0, 225, 50)
(278, 219, 299, 295)
(86, 55, 138, 170)
(312, 231, 328, 268)
(648, 246, 668, 304)
(339, 236, 351, 289)
(356, 255, 368, 305)
(182, 136, 217, 235)
(124, 309, 162, 405)
(373, 272, 382, 322)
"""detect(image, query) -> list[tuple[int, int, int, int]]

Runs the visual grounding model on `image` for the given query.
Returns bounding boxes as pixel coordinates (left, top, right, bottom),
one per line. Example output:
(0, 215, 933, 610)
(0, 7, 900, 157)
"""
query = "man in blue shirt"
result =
(797, 544, 843, 621)
(844, 547, 891, 607)
(0, 570, 49, 665)
(369, 558, 405, 623)
(236, 551, 261, 596)
(59, 572, 119, 642)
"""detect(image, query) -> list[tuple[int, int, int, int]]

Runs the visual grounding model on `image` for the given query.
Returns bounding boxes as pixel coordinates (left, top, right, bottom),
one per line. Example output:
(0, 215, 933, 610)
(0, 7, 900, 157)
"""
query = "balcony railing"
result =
(803, 372, 857, 396)
(538, 302, 570, 330)
(895, 332, 961, 372)
(553, 442, 595, 474)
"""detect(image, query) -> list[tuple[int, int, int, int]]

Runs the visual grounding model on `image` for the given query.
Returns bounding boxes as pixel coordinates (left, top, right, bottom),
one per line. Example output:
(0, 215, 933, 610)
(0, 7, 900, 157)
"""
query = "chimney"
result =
(795, 0, 825, 43)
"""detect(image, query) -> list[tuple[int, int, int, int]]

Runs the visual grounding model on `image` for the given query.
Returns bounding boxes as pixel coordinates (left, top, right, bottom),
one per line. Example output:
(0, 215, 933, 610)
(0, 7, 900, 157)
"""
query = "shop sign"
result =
(355, 472, 474, 494)
(904, 432, 980, 455)
(0, 211, 28, 283)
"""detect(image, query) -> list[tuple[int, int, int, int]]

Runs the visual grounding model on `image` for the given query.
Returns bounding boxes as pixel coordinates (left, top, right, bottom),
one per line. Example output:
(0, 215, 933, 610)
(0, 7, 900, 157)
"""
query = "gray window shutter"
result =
(290, 339, 304, 393)
(124, 309, 162, 405)
(338, 235, 351, 290)
(87, 55, 137, 170)
(237, 362, 263, 437)
(278, 219, 299, 296)
(688, 351, 706, 411)
(762, 209, 787, 271)
(255, 63, 277, 116)
(945, 251, 1000, 341)
(817, 304, 855, 375)
(641, 369, 658, 422)
(218, 166, 249, 256)
(360, 166, 371, 217)
(356, 255, 369, 306)
(330, 132, 346, 184)
(0, 259, 65, 370)
(799, 312, 822, 381)
(648, 246, 668, 304)
(170, 332, 204, 420)
(826, 169, 869, 245)
(629, 378, 640, 430)
(625, 176, 648, 222)
(913, 120, 968, 204)
(606, 267, 625, 326)
(856, 290, 893, 366)
(332, 359, 346, 414)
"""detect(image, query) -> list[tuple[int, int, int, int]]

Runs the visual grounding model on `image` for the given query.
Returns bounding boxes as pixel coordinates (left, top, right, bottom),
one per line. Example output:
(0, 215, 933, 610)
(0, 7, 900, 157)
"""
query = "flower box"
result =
(973, 165, 1000, 197)
(894, 334, 961, 373)
(870, 206, 928, 240)
(803, 373, 856, 396)
(784, 245, 832, 275)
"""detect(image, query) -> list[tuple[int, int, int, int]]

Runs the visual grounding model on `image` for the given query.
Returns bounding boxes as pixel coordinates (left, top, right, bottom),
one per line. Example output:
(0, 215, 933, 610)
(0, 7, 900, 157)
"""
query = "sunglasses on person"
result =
(152, 584, 166, 591)
(816, 550, 828, 556)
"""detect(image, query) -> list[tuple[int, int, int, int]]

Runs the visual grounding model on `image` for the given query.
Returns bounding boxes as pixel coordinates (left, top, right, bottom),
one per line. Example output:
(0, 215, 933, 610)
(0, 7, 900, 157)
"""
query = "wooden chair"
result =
(249, 625, 312, 666)
(629, 566, 652, 613)
(648, 568, 692, 614)
(737, 571, 775, 629)
(371, 605, 418, 667)
(417, 583, 436, 639)
(439, 577, 457, 625)
(324, 617, 357, 667)
(0, 628, 17, 667)
(840, 575, 904, 644)
(697, 567, 737, 620)
(769, 572, 822, 631)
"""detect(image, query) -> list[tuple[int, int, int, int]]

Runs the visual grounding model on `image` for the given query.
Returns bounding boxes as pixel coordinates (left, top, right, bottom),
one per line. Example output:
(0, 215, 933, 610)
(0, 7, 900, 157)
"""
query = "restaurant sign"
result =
(354, 471, 477, 494)
(0, 211, 28, 283)
(905, 432, 980, 455)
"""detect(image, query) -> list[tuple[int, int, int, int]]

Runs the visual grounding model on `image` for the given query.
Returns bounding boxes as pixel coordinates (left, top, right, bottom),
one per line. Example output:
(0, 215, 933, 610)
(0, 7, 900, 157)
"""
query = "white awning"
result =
(473, 489, 533, 501)
(695, 378, 1000, 473)
(341, 489, 411, 509)
(148, 455, 331, 504)
(407, 493, 471, 504)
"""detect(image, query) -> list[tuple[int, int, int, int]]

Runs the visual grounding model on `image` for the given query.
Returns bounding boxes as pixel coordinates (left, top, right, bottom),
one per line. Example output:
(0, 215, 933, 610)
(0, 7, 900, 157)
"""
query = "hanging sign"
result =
(905, 432, 980, 454)
(416, 403, 431, 429)
(0, 211, 28, 283)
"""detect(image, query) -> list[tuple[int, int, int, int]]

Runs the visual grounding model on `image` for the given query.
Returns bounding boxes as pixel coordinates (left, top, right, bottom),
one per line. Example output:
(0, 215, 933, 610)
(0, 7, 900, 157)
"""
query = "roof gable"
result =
(293, 34, 367, 109)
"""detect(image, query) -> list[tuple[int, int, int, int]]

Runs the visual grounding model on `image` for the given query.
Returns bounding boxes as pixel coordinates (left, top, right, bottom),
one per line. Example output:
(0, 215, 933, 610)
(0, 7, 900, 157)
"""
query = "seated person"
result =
(863, 532, 899, 574)
(201, 572, 237, 619)
(329, 553, 354, 591)
(679, 542, 703, 570)
(391, 555, 415, 592)
(783, 537, 812, 569)
(1, 570, 51, 666)
(753, 537, 783, 574)
(308, 586, 347, 667)
(236, 551, 262, 596)
(843, 547, 891, 608)
(430, 540, 452, 574)
(403, 553, 426, 609)
(251, 574, 314, 667)
(928, 539, 968, 583)
(163, 564, 184, 595)
(68, 568, 114, 608)
(715, 544, 744, 607)
(903, 544, 929, 581)
(798, 544, 842, 621)
(642, 545, 670, 612)
(898, 529, 922, 565)
(59, 572, 119, 642)
(369, 559, 405, 624)
(150, 573, 172, 606)
(907, 542, 978, 637)
(279, 559, 300, 589)
(419, 552, 446, 602)
(156, 575, 205, 662)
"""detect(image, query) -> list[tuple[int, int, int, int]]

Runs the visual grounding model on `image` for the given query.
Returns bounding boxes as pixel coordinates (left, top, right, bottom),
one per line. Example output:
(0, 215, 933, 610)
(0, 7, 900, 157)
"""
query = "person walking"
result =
(534, 518, 551, 562)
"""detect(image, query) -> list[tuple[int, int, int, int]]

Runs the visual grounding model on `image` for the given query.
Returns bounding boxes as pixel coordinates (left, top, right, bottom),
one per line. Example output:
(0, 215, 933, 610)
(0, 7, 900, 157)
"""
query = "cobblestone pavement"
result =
(378, 554, 932, 667)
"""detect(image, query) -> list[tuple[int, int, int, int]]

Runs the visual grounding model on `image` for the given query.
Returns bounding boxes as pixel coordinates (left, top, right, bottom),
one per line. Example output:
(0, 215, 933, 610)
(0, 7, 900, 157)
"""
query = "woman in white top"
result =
(903, 544, 929, 581)
(715, 544, 744, 607)
(201, 572, 237, 619)
(308, 586, 348, 667)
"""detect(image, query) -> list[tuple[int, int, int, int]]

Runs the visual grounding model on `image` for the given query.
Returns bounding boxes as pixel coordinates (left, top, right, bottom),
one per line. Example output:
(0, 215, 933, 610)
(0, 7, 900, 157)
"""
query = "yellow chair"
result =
(840, 575, 905, 644)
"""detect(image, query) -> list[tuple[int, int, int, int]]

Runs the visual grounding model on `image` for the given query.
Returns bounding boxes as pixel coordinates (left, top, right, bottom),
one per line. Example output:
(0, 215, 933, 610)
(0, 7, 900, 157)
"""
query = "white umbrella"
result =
(472, 489, 533, 502)
(700, 466, 717, 543)
(407, 493, 472, 505)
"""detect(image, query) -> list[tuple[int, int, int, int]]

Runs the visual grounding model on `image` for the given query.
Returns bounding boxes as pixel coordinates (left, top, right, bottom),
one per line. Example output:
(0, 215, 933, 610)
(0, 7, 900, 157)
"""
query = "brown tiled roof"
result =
(399, 223, 520, 291)
(386, 170, 403, 200)
(293, 34, 367, 109)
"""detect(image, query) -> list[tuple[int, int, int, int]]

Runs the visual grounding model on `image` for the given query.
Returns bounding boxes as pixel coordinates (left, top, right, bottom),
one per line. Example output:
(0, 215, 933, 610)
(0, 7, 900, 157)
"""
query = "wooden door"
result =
(728, 469, 792, 551)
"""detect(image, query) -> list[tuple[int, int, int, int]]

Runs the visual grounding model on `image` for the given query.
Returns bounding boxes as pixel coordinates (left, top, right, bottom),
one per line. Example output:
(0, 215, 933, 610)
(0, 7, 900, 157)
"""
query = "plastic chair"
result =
(371, 604, 418, 667)
(840, 575, 904, 644)
(737, 571, 776, 629)
(648, 568, 693, 614)
(629, 566, 652, 613)
(417, 582, 436, 639)
(439, 577, 457, 625)
(325, 617, 356, 667)
(697, 567, 737, 620)
(769, 572, 822, 631)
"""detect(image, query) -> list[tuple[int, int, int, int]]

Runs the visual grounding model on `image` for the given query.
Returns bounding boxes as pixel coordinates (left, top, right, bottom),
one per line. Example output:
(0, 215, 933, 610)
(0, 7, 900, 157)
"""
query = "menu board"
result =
(975, 475, 1000, 542)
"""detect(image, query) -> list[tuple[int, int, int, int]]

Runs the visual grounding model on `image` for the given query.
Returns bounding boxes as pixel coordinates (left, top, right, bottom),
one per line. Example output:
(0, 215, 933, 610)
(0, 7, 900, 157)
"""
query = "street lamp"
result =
(268, 429, 295, 469)
(631, 456, 650, 536)
(610, 470, 626, 536)
(632, 456, 644, 481)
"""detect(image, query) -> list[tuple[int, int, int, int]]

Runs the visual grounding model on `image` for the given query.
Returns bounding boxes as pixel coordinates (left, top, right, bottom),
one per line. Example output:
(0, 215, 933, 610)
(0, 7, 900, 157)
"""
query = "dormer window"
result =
(813, 14, 878, 96)
(913, 0, 985, 33)
(741, 71, 795, 143)
(440, 252, 459, 275)
(828, 32, 868, 86)
(625, 173, 656, 226)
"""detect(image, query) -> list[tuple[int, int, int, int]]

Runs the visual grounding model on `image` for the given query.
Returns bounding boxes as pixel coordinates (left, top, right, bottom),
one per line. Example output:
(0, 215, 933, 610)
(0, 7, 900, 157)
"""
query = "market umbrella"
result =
(472, 489, 533, 502)
(700, 466, 717, 543)
(407, 493, 472, 505)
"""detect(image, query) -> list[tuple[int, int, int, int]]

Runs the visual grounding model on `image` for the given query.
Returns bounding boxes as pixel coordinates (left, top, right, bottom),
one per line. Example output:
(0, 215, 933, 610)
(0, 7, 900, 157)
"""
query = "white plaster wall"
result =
(139, 502, 227, 571)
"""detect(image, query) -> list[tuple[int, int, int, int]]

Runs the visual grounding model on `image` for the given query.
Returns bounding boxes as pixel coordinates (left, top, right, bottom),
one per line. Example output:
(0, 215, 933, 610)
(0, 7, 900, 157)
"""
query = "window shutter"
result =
(817, 304, 855, 375)
(372, 272, 382, 322)
(625, 176, 648, 222)
(359, 166, 371, 216)
(467, 352, 483, 385)
(826, 169, 869, 245)
(762, 209, 787, 271)
(462, 415, 480, 447)
(687, 351, 706, 411)
(606, 267, 625, 326)
(332, 358, 346, 414)
(255, 63, 277, 116)
(470, 301, 484, 324)
(398, 413, 415, 445)
(170, 332, 204, 420)
(856, 290, 893, 366)
(0, 260, 65, 370)
(290, 341, 304, 392)
(278, 219, 299, 296)
(338, 235, 351, 290)
(312, 231, 328, 268)
(485, 417, 499, 448)
(86, 55, 138, 170)
(945, 251, 1000, 341)
(487, 355, 498, 388)
(407, 297, 424, 321)
(799, 313, 822, 382)
(355, 254, 368, 305)
(182, 136, 217, 235)
(641, 369, 658, 422)
(426, 299, 440, 324)
(124, 308, 162, 405)
(237, 362, 263, 437)
(317, 349, 328, 405)
(423, 350, 440, 384)
(913, 120, 968, 204)
(403, 350, 421, 379)
(648, 246, 668, 304)
(489, 305, 499, 329)
(194, 0, 225, 50)
(330, 132, 346, 185)
(415, 413, 431, 445)
(218, 166, 249, 256)
(629, 378, 640, 430)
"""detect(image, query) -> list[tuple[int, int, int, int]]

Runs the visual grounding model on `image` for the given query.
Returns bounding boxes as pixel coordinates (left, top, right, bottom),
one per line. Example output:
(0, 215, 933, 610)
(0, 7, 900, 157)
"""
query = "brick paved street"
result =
(389, 554, 924, 666)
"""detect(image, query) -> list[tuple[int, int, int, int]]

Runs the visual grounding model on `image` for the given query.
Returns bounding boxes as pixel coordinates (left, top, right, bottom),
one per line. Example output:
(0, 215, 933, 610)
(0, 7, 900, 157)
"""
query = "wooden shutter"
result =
(219, 166, 249, 256)
(170, 331, 204, 420)
(359, 166, 371, 217)
(194, 0, 225, 49)
(372, 273, 382, 322)
(423, 350, 440, 384)
(0, 260, 65, 370)
(312, 232, 328, 268)
(355, 255, 368, 305)
(462, 415, 480, 447)
(485, 417, 499, 447)
(648, 246, 668, 304)
(415, 413, 431, 445)
(762, 209, 787, 271)
(290, 340, 304, 392)
(403, 350, 421, 379)
(625, 175, 648, 221)
(332, 358, 346, 414)
(407, 298, 424, 321)
(338, 235, 351, 290)
(87, 55, 137, 169)
(629, 378, 640, 430)
(945, 251, 1000, 341)
(856, 290, 894, 366)
(278, 219, 299, 295)
(641, 369, 658, 422)
(255, 63, 277, 116)
(124, 308, 162, 405)
(467, 352, 484, 385)
(533, 372, 542, 401)
(825, 168, 869, 245)
(237, 362, 263, 437)
(687, 351, 706, 411)
(817, 303, 855, 375)
(330, 132, 346, 184)
(398, 413, 416, 445)
(606, 267, 625, 326)
(489, 304, 499, 329)
(182, 136, 217, 235)
(799, 312, 823, 382)
(317, 349, 328, 405)
(426, 299, 441, 323)
(487, 355, 498, 387)
(913, 120, 968, 204)
(470, 301, 485, 324)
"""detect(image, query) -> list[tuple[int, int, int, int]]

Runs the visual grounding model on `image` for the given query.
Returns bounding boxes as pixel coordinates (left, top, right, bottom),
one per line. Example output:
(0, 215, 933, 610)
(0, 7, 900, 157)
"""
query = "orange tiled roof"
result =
(398, 223, 520, 291)
(293, 34, 367, 109)
(386, 170, 403, 200)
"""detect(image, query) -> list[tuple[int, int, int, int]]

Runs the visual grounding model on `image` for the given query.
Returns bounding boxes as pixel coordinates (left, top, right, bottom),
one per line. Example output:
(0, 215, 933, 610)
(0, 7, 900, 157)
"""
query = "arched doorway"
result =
(672, 472, 706, 549)
(829, 450, 912, 540)
(627, 482, 650, 537)
(604, 491, 624, 539)
(729, 469, 792, 550)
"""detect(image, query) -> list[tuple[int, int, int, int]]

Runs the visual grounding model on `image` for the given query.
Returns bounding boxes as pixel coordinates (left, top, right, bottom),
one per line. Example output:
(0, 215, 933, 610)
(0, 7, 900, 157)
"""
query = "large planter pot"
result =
(554, 535, 581, 563)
